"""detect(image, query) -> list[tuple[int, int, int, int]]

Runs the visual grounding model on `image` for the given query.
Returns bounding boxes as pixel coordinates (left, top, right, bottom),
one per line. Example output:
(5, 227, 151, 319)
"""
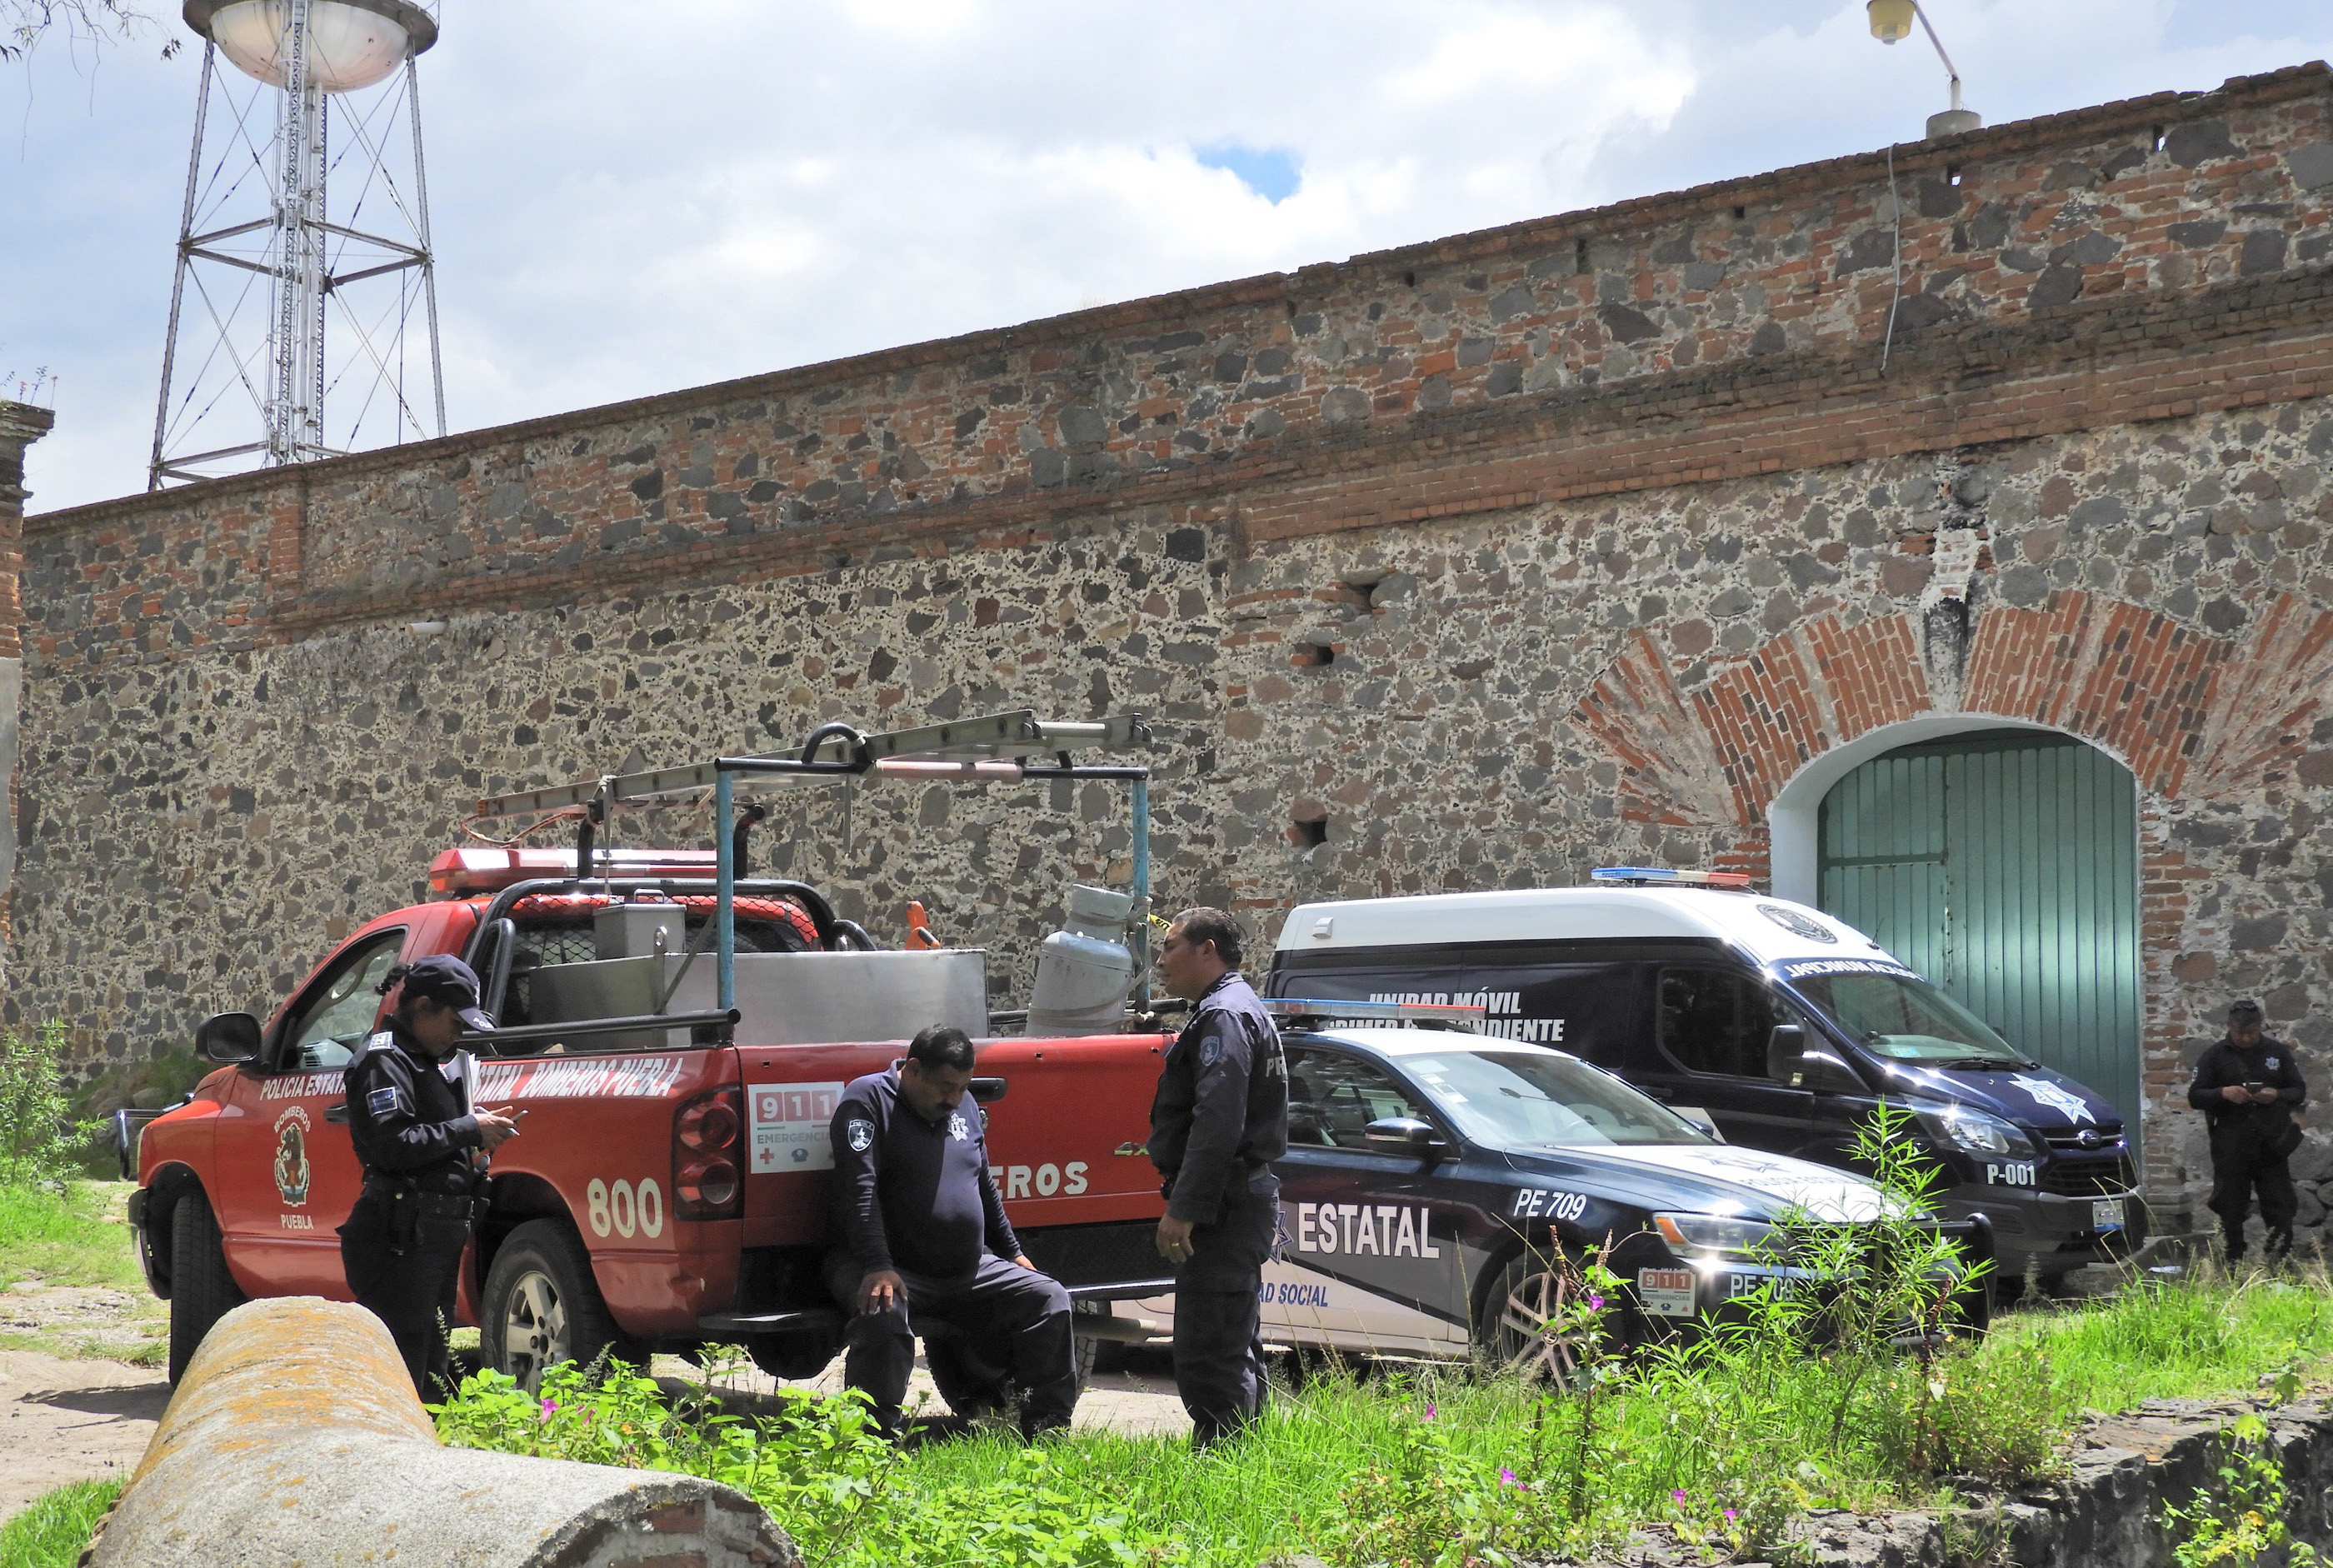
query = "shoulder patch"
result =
(846, 1119, 874, 1153)
(1199, 1031, 1226, 1069)
(365, 1086, 400, 1118)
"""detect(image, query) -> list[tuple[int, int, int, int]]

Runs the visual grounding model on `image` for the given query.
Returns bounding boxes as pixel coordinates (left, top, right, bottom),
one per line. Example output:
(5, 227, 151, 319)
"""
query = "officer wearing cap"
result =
(2187, 998, 2309, 1264)
(1147, 906, 1287, 1448)
(339, 953, 520, 1395)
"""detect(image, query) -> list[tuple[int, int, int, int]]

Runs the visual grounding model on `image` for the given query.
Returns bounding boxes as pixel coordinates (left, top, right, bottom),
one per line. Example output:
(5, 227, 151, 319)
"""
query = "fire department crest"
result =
(273, 1106, 312, 1206)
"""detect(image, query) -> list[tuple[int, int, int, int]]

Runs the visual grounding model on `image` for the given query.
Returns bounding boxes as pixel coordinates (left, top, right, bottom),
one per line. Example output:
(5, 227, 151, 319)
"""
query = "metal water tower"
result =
(149, 0, 444, 489)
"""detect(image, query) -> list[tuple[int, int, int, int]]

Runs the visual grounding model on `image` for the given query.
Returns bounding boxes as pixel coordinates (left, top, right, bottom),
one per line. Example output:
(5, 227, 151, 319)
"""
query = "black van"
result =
(1264, 872, 2144, 1291)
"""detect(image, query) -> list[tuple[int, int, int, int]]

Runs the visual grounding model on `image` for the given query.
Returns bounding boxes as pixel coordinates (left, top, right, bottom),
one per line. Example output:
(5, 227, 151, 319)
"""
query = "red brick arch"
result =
(1575, 590, 2333, 826)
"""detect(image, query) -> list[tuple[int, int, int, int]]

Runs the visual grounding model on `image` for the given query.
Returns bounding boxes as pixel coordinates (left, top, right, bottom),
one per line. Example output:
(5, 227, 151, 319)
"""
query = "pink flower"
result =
(1672, 1490, 1687, 1506)
(1587, 1295, 1606, 1311)
(1724, 1509, 1738, 1522)
(540, 1397, 558, 1416)
(1500, 1468, 1519, 1487)
(1423, 1403, 1437, 1421)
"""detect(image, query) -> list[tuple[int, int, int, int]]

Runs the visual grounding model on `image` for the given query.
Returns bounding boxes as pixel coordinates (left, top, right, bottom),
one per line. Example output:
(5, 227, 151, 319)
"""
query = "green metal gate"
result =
(1816, 732, 2142, 1136)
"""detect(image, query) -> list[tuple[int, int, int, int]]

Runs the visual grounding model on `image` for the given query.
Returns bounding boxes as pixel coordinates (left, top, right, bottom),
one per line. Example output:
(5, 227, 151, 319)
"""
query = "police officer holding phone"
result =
(1148, 907, 1287, 1448)
(340, 954, 520, 1396)
(2187, 997, 2309, 1265)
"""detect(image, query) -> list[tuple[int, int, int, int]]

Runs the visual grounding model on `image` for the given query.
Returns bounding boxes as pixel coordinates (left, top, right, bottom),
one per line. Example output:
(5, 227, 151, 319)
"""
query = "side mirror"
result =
(1364, 1116, 1450, 1155)
(195, 1011, 262, 1065)
(1765, 1023, 1806, 1083)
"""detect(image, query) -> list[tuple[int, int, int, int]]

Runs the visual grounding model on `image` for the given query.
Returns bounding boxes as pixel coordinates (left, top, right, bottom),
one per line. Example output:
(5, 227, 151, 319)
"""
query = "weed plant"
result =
(0, 1025, 97, 1193)
(432, 1107, 2333, 1567)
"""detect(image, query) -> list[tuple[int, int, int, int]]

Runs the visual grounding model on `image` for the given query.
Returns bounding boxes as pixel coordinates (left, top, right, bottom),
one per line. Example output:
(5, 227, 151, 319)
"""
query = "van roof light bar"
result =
(470, 710, 1152, 820)
(1589, 866, 1755, 890)
(1265, 997, 1487, 1028)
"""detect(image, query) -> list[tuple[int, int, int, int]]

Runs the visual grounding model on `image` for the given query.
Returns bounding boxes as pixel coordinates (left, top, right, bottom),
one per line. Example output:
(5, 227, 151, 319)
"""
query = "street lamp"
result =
(1867, 0, 1981, 139)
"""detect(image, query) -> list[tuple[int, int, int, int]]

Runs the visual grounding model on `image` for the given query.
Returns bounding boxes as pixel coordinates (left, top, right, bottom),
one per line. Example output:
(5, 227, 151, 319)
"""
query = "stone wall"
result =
(0, 398, 53, 991)
(15, 65, 2333, 1234)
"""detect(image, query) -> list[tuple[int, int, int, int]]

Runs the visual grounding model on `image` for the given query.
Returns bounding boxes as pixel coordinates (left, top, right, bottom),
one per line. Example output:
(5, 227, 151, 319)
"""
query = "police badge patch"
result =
(948, 1113, 971, 1141)
(847, 1120, 874, 1153)
(366, 1086, 399, 1118)
(1200, 1031, 1224, 1070)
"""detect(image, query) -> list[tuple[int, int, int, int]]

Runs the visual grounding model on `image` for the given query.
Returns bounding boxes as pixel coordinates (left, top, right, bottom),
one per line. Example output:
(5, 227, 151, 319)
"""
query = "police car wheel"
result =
(167, 1189, 245, 1386)
(482, 1220, 638, 1394)
(1476, 1251, 1591, 1386)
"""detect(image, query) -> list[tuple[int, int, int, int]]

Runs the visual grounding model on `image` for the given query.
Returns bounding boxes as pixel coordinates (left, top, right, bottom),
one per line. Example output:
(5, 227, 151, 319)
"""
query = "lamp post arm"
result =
(1912, 2, 1964, 110)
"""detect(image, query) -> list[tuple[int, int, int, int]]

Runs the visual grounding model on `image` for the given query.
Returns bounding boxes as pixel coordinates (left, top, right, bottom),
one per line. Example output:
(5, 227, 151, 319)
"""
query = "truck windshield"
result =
(1787, 972, 2030, 1067)
(1404, 1051, 1712, 1148)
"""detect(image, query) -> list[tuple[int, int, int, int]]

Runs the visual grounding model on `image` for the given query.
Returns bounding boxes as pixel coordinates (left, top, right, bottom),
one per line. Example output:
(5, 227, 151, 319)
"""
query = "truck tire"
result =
(1474, 1249, 1591, 1385)
(167, 1191, 244, 1386)
(481, 1219, 641, 1392)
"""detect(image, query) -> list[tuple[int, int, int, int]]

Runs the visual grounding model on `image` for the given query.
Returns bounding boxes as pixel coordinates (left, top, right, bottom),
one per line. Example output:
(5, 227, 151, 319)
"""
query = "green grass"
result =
(439, 1266, 2333, 1568)
(0, 1181, 166, 1365)
(0, 1479, 123, 1568)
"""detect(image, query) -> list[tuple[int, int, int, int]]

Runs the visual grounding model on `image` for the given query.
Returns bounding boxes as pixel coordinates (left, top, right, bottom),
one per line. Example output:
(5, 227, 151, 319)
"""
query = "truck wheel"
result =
(1072, 1328, 1099, 1389)
(1474, 1250, 1591, 1385)
(167, 1191, 245, 1386)
(481, 1220, 639, 1393)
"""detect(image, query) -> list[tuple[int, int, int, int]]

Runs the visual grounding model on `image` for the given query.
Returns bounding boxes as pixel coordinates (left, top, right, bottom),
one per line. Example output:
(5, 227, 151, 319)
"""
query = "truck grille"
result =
(1021, 1221, 1175, 1294)
(2041, 1156, 2136, 1197)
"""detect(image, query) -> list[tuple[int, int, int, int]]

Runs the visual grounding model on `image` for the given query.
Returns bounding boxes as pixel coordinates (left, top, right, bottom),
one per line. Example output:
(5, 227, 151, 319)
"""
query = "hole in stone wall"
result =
(1731, 205, 1747, 221)
(1291, 642, 1335, 669)
(1404, 270, 1418, 287)
(1946, 164, 1963, 187)
(1573, 237, 1591, 274)
(2151, 124, 2167, 152)
(1290, 813, 1329, 850)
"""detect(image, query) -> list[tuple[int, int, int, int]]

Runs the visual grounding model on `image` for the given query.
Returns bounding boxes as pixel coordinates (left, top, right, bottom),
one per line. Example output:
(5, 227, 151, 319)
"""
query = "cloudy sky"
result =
(5, 0, 2331, 512)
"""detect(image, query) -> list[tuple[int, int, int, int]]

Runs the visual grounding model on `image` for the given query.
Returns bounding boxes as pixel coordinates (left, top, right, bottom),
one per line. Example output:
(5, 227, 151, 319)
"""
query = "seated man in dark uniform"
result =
(827, 1024, 1078, 1438)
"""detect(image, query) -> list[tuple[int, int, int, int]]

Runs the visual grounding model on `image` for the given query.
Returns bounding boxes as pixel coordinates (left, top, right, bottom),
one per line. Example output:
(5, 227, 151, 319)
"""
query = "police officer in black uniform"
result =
(340, 954, 519, 1396)
(827, 1024, 1077, 1439)
(2187, 997, 2309, 1264)
(1148, 906, 1287, 1448)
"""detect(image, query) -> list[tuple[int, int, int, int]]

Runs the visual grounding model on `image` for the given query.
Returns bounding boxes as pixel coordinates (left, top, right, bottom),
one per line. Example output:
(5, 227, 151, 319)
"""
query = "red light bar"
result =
(427, 846, 720, 897)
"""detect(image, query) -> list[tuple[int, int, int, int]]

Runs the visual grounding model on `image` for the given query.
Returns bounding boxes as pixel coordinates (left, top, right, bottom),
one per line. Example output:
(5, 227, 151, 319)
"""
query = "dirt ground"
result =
(0, 1350, 170, 1521)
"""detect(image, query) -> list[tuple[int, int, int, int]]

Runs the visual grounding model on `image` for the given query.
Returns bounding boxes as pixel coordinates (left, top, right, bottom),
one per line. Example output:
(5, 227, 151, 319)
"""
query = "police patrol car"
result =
(1135, 1001, 1984, 1376)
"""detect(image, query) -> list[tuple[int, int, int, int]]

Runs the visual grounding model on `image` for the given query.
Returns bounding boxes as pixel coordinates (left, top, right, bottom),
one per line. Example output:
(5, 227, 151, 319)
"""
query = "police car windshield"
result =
(1788, 972, 2028, 1066)
(1404, 1051, 1711, 1147)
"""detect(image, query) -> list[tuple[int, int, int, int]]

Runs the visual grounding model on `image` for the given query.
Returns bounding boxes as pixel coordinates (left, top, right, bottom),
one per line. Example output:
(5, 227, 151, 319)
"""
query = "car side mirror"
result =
(1765, 1024, 1806, 1083)
(1364, 1116, 1450, 1155)
(196, 1011, 262, 1065)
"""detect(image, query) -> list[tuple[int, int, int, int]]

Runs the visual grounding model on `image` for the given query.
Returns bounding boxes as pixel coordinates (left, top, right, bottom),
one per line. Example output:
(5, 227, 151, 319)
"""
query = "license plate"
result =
(1637, 1267, 1697, 1317)
(2093, 1199, 2126, 1232)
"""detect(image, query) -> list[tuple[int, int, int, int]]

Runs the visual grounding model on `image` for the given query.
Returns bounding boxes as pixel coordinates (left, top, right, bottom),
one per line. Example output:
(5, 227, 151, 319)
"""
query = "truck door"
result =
(1631, 965, 1814, 1159)
(212, 926, 406, 1296)
(1269, 1046, 1470, 1355)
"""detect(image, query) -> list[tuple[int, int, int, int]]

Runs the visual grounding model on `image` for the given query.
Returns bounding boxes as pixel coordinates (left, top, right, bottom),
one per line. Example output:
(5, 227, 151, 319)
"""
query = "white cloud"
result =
(5, 0, 2331, 509)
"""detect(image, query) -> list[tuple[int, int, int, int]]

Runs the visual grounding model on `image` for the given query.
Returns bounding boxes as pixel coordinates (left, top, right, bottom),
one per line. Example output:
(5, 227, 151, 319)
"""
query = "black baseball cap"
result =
(403, 954, 495, 1032)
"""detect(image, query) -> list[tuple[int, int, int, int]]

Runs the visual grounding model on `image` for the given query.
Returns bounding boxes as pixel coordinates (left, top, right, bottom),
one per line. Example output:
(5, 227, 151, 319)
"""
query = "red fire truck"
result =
(123, 712, 1176, 1390)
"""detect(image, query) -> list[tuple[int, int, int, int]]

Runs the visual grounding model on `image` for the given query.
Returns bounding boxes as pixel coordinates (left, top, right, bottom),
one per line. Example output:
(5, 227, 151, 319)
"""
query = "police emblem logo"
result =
(1200, 1031, 1224, 1070)
(2269, 1056, 2281, 1070)
(847, 1119, 874, 1153)
(366, 1086, 399, 1117)
(948, 1113, 971, 1141)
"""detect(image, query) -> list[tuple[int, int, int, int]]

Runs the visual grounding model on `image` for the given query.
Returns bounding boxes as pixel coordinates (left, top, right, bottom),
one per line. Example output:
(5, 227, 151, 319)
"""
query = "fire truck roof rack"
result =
(464, 710, 1157, 1016)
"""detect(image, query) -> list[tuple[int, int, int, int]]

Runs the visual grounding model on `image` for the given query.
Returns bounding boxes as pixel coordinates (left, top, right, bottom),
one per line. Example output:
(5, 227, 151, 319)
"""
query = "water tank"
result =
(1026, 885, 1137, 1036)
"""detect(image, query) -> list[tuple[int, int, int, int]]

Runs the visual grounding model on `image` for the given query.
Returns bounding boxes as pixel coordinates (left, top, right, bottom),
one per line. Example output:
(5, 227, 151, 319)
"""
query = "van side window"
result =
(1286, 1048, 1432, 1150)
(1657, 967, 1778, 1080)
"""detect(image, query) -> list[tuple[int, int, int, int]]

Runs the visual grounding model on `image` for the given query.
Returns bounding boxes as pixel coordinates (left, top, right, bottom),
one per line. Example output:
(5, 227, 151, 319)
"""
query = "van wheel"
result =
(481, 1220, 639, 1393)
(167, 1191, 245, 1385)
(1475, 1250, 1591, 1385)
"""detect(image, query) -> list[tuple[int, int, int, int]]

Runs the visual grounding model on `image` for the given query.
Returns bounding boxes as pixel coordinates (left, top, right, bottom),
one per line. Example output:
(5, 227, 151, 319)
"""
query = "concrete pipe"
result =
(86, 1296, 798, 1568)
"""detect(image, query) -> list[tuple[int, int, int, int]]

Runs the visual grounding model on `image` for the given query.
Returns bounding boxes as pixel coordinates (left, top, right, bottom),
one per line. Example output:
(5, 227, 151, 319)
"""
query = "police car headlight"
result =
(1917, 1107, 2032, 1158)
(1654, 1212, 1781, 1258)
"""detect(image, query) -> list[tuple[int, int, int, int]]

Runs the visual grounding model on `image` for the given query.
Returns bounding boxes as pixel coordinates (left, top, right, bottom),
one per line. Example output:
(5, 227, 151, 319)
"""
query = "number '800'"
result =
(586, 1177, 665, 1240)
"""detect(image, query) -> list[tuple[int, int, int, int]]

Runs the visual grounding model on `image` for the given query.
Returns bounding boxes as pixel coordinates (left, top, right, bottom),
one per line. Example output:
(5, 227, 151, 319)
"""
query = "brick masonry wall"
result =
(0, 399, 53, 989)
(16, 67, 2333, 1236)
